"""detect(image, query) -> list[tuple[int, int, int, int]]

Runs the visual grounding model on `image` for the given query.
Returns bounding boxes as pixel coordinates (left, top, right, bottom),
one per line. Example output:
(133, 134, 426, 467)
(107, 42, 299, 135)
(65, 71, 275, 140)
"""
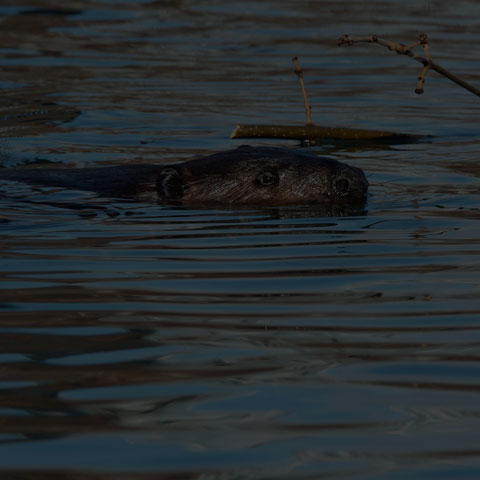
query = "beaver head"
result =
(156, 145, 368, 206)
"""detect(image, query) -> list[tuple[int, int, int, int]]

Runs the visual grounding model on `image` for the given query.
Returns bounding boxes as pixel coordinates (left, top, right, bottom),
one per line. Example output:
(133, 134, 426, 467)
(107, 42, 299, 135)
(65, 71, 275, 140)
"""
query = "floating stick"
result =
(231, 124, 425, 141)
(230, 53, 431, 142)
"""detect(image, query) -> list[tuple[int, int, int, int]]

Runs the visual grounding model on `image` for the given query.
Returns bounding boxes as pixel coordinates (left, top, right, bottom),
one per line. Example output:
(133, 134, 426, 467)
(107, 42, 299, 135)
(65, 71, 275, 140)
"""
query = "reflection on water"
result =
(1, 1, 480, 479)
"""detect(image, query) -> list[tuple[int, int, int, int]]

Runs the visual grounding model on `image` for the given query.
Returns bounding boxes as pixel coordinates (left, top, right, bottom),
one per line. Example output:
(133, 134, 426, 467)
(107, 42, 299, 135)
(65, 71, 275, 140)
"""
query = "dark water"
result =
(1, 1, 480, 479)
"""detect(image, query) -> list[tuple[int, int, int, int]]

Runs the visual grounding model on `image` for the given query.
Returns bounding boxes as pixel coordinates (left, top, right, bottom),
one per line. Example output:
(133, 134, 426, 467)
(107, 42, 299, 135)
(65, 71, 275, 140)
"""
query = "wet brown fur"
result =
(0, 145, 368, 206)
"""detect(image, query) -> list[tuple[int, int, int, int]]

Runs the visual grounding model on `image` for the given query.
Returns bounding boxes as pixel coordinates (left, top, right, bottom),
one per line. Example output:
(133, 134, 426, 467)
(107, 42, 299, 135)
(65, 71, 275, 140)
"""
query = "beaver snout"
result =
(331, 165, 369, 202)
(334, 177, 351, 195)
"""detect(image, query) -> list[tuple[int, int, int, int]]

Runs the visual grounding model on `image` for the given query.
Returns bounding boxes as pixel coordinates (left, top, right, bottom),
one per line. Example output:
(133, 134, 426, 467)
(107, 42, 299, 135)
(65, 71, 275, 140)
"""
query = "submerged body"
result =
(0, 145, 368, 206)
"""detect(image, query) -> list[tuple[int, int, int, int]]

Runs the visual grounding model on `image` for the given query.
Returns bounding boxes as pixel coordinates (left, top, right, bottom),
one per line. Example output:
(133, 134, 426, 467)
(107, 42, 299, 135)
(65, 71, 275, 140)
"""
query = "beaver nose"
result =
(334, 177, 351, 196)
(332, 165, 368, 201)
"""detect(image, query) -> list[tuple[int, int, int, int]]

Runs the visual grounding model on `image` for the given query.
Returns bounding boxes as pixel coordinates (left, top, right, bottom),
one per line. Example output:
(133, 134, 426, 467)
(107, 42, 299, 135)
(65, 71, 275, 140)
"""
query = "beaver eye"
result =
(256, 171, 278, 186)
(334, 178, 350, 195)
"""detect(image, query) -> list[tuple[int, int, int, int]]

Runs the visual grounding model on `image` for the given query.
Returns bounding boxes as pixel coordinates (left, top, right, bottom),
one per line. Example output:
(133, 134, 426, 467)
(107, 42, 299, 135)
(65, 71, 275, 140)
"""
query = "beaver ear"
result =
(157, 167, 185, 199)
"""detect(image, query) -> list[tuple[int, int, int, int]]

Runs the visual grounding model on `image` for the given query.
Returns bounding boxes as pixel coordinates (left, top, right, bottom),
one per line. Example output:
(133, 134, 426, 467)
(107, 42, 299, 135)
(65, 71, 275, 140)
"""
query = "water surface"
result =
(1, 1, 480, 479)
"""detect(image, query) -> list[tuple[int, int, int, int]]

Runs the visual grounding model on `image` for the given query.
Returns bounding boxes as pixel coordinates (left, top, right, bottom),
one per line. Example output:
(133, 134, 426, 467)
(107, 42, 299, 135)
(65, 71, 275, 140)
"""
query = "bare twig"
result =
(229, 51, 432, 143)
(337, 33, 480, 97)
(292, 56, 312, 124)
(415, 64, 430, 94)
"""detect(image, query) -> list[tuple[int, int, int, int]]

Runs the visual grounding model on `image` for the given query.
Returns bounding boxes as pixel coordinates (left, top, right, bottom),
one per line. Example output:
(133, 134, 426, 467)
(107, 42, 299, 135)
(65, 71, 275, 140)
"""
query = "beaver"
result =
(0, 145, 368, 206)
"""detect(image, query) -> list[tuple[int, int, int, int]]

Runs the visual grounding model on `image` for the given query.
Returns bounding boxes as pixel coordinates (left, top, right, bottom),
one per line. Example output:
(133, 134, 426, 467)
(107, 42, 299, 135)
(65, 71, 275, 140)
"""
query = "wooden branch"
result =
(292, 56, 312, 124)
(229, 49, 434, 143)
(337, 33, 480, 97)
(231, 124, 425, 141)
